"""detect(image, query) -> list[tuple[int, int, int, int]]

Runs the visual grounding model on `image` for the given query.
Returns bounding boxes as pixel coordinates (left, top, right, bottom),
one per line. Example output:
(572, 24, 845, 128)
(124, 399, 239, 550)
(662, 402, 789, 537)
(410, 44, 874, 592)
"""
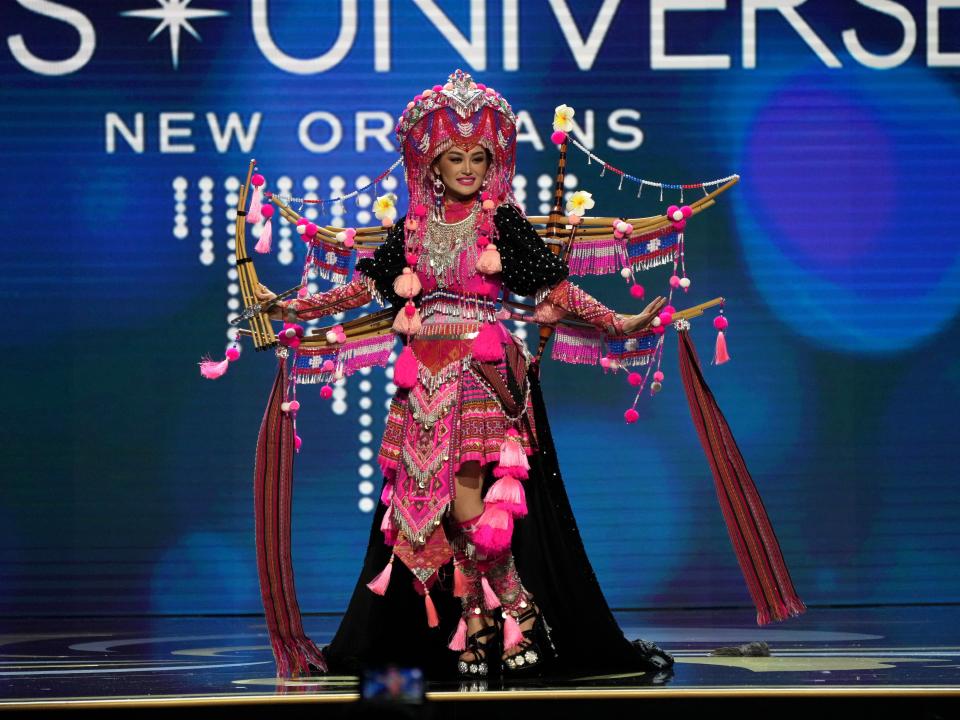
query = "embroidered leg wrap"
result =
(450, 515, 533, 642)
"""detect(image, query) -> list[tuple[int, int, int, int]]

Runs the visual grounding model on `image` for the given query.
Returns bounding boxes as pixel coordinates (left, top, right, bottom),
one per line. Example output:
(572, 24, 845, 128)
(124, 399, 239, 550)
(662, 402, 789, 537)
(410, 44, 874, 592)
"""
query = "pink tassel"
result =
(380, 508, 397, 545)
(472, 322, 504, 362)
(473, 505, 514, 555)
(246, 186, 262, 224)
(503, 614, 524, 650)
(495, 429, 530, 478)
(424, 592, 440, 627)
(393, 345, 418, 389)
(392, 305, 421, 335)
(481, 576, 501, 609)
(448, 616, 468, 651)
(485, 475, 527, 518)
(254, 218, 272, 253)
(714, 331, 730, 365)
(380, 482, 394, 506)
(392, 268, 422, 299)
(199, 357, 230, 379)
(366, 556, 394, 596)
(454, 563, 468, 597)
(476, 243, 502, 274)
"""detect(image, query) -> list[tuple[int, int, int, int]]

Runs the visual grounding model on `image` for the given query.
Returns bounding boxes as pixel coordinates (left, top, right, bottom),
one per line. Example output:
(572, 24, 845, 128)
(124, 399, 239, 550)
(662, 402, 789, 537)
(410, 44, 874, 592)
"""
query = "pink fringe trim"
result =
(366, 557, 393, 596)
(454, 564, 468, 597)
(380, 508, 397, 545)
(246, 186, 262, 225)
(254, 218, 272, 253)
(713, 330, 730, 365)
(503, 614, 523, 650)
(199, 356, 229, 379)
(485, 475, 527, 518)
(481, 576, 501, 609)
(424, 592, 439, 627)
(448, 616, 468, 651)
(380, 482, 394, 506)
(472, 505, 514, 555)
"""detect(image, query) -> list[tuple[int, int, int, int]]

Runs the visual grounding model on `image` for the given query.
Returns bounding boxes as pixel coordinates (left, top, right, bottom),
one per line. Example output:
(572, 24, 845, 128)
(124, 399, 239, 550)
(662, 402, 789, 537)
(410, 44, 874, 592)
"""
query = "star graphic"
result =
(121, 0, 228, 70)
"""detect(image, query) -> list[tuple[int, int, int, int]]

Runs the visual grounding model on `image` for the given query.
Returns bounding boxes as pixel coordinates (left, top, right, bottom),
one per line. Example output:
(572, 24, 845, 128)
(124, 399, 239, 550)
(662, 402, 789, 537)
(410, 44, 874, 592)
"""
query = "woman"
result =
(255, 70, 670, 680)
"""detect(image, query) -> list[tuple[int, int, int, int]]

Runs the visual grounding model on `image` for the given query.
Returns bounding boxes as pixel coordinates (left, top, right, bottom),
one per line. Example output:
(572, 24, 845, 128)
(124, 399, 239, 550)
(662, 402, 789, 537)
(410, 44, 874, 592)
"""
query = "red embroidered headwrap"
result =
(395, 69, 518, 215)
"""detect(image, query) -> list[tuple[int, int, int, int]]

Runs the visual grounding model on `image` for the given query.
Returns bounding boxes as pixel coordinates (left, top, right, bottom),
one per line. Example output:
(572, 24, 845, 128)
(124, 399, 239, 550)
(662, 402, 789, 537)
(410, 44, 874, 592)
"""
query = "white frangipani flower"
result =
(553, 104, 575, 132)
(565, 189, 595, 217)
(373, 193, 398, 221)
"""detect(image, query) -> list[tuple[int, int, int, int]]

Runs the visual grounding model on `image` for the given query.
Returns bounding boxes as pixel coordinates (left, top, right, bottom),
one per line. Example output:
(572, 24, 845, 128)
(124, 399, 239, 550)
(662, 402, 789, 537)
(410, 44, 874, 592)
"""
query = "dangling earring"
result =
(433, 174, 446, 221)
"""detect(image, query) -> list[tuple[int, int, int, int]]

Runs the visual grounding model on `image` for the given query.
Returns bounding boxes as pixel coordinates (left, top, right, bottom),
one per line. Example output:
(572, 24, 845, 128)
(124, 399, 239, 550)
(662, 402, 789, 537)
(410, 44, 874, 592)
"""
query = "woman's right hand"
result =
(255, 283, 287, 320)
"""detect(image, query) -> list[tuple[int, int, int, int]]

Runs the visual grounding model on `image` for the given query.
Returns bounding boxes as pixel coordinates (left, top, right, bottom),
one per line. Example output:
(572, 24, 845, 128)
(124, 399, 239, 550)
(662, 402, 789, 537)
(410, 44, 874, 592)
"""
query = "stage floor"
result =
(1, 606, 958, 710)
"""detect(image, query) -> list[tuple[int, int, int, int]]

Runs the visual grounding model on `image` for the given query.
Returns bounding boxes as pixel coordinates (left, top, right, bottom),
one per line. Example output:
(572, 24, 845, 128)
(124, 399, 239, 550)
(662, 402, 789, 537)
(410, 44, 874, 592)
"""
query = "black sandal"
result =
(458, 621, 499, 678)
(502, 606, 551, 674)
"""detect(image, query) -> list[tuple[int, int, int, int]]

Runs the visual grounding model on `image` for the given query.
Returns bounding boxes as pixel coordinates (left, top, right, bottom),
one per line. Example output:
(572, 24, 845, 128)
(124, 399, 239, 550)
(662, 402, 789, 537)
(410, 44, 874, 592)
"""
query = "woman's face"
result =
(432, 145, 490, 201)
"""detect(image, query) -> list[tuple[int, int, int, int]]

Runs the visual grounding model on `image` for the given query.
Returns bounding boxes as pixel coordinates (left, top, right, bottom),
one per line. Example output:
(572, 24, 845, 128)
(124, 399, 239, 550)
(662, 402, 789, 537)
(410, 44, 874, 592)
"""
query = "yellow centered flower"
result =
(565, 190, 595, 217)
(373, 193, 398, 220)
(553, 104, 575, 132)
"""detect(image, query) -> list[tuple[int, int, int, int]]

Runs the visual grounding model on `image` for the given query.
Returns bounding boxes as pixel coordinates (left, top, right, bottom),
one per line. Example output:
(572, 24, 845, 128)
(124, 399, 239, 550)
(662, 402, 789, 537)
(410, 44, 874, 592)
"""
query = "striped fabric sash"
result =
(677, 331, 806, 625)
(254, 361, 327, 676)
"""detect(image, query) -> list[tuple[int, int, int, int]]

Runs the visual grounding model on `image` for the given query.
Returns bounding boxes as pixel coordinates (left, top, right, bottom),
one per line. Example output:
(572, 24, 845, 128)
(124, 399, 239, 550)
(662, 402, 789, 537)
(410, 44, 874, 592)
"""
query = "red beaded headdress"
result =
(395, 69, 518, 215)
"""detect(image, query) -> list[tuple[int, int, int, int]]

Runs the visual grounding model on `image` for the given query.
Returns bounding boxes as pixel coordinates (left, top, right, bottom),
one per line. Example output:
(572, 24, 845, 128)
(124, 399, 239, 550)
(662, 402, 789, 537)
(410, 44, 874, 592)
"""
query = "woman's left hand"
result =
(619, 296, 667, 334)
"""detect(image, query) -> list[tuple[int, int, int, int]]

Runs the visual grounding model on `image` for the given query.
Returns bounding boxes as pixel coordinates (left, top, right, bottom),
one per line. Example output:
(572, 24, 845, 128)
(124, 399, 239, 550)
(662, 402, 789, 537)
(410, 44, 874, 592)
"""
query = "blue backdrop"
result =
(2, 0, 958, 618)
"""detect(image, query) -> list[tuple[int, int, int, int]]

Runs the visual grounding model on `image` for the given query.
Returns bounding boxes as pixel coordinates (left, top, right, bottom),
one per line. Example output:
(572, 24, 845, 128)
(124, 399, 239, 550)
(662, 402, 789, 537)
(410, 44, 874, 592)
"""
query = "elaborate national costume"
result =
(207, 69, 805, 682)
(286, 70, 665, 678)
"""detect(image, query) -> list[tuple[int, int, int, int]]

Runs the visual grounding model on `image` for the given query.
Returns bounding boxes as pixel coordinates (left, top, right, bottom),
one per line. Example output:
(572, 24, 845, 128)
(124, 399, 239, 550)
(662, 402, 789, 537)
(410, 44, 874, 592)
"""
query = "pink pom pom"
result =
(651, 325, 666, 335)
(713, 315, 729, 330)
(414, 203, 428, 218)
(476, 83, 487, 90)
(321, 359, 335, 372)
(226, 346, 240, 362)
(432, 84, 442, 92)
(481, 191, 491, 201)
(405, 252, 419, 266)
(251, 173, 265, 187)
(658, 311, 673, 325)
(681, 205, 693, 218)
(298, 286, 309, 298)
(567, 213, 582, 225)
(630, 284, 645, 299)
(343, 236, 355, 248)
(482, 199, 495, 211)
(551, 130, 567, 144)
(476, 235, 490, 249)
(627, 372, 641, 386)
(344, 227, 356, 239)
(405, 218, 418, 231)
(472, 322, 505, 362)
(664, 305, 676, 315)
(653, 371, 664, 382)
(624, 408, 639, 424)
(320, 385, 333, 399)
(404, 302, 416, 317)
(600, 357, 611, 370)
(476, 244, 502, 274)
(260, 204, 274, 219)
(295, 435, 302, 451)
(394, 345, 418, 389)
(296, 218, 308, 227)
(305, 222, 317, 236)
(288, 400, 300, 412)
(669, 275, 681, 288)
(667, 204, 679, 217)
